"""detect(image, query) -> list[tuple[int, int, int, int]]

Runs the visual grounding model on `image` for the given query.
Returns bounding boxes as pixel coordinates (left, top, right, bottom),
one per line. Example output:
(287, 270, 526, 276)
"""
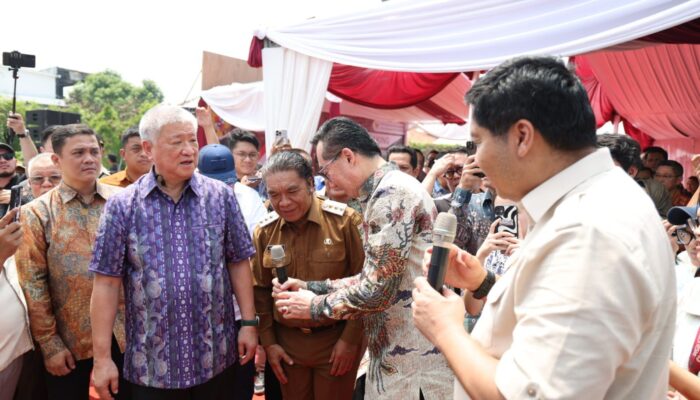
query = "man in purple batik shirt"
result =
(89, 105, 258, 400)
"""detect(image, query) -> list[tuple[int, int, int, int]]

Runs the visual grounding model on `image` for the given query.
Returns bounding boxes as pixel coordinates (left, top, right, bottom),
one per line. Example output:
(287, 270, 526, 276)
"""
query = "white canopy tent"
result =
(200, 74, 471, 138)
(253, 0, 700, 154)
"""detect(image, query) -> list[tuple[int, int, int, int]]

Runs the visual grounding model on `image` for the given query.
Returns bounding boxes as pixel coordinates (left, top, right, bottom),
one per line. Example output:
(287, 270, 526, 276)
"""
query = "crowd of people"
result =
(1, 55, 700, 400)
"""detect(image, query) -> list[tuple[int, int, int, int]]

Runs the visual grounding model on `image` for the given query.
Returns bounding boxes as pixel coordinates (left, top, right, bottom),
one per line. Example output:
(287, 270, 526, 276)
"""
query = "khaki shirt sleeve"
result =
(339, 211, 366, 345)
(251, 226, 277, 348)
(16, 205, 67, 359)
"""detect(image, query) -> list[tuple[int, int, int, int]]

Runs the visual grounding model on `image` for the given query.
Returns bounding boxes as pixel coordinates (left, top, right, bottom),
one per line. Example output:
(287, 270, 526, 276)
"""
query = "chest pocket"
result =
(310, 245, 347, 281)
(192, 224, 226, 269)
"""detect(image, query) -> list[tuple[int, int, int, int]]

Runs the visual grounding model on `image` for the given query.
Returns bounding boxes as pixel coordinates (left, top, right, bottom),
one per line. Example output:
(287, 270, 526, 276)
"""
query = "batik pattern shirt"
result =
(308, 163, 453, 400)
(16, 182, 126, 361)
(443, 189, 495, 255)
(89, 171, 255, 389)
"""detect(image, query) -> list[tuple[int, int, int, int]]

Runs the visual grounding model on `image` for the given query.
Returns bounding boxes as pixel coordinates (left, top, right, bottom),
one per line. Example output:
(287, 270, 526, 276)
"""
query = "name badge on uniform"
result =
(323, 238, 333, 245)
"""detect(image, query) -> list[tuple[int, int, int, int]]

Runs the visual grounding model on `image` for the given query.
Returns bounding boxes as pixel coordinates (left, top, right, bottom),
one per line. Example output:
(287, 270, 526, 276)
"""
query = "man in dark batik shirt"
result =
(89, 105, 258, 400)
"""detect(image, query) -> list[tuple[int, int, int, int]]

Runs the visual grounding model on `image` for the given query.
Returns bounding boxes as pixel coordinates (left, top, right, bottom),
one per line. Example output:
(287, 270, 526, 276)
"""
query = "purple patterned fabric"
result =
(89, 171, 255, 389)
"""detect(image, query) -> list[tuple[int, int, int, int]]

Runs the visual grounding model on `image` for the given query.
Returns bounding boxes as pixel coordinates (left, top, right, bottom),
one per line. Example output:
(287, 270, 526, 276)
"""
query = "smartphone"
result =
(494, 205, 518, 237)
(274, 130, 291, 147)
(466, 141, 476, 156)
(247, 176, 263, 184)
(466, 153, 485, 178)
(8, 185, 21, 222)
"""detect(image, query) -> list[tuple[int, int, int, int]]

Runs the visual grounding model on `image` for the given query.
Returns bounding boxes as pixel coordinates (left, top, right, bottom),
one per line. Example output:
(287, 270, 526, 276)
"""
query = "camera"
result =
(3, 51, 35, 69)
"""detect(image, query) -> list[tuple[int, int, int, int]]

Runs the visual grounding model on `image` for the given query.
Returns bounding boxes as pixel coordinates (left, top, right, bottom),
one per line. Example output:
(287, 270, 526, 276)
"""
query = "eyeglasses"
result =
(318, 152, 341, 181)
(674, 217, 699, 245)
(0, 153, 15, 161)
(443, 167, 463, 179)
(233, 151, 259, 160)
(655, 173, 679, 179)
(29, 175, 62, 185)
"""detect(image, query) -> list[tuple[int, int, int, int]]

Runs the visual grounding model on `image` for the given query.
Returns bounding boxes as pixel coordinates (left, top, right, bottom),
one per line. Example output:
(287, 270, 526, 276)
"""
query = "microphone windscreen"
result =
(434, 212, 457, 239)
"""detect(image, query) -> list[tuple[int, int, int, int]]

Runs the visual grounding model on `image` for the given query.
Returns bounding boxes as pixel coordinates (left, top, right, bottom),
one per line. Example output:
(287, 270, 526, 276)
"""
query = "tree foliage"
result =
(1, 70, 163, 162)
(67, 70, 163, 158)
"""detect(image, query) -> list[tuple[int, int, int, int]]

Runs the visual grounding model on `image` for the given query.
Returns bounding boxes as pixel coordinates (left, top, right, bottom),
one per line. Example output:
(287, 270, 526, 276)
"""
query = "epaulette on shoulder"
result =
(321, 199, 347, 216)
(259, 211, 280, 228)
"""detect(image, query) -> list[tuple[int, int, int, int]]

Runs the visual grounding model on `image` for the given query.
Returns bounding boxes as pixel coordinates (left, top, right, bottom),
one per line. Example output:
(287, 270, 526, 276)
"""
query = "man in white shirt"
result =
(411, 56, 676, 399)
(0, 208, 33, 400)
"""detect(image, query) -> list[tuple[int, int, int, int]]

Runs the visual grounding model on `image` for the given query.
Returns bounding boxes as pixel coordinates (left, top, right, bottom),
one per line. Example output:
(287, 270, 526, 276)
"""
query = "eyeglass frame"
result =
(232, 151, 260, 160)
(29, 175, 62, 185)
(673, 217, 699, 245)
(317, 151, 343, 181)
(443, 166, 463, 179)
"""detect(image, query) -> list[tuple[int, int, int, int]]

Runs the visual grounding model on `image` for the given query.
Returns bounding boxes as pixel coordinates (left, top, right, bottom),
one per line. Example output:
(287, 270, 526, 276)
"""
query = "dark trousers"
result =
(130, 364, 237, 400)
(13, 349, 47, 400)
(264, 360, 282, 400)
(231, 321, 255, 399)
(45, 336, 128, 400)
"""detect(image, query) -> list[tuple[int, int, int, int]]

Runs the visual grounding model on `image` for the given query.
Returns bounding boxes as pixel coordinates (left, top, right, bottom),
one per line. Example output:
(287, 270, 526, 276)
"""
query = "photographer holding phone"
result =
(0, 143, 25, 216)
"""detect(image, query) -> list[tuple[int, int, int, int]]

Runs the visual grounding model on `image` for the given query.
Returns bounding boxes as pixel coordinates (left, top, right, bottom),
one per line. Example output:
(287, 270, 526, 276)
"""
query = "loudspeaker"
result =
(25, 109, 81, 138)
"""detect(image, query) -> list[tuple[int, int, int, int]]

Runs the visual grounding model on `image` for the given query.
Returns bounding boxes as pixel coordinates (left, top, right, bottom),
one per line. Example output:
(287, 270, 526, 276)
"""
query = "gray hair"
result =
(262, 151, 314, 183)
(139, 104, 197, 141)
(27, 153, 57, 176)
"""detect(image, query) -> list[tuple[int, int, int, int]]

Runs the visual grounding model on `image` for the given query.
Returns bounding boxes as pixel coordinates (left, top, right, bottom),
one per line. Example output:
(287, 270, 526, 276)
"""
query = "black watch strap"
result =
(472, 270, 496, 300)
(240, 316, 259, 327)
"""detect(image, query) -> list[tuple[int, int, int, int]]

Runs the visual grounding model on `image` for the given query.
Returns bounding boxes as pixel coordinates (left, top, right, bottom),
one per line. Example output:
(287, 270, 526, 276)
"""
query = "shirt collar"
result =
(140, 168, 202, 199)
(57, 180, 110, 204)
(358, 162, 397, 204)
(520, 148, 614, 224)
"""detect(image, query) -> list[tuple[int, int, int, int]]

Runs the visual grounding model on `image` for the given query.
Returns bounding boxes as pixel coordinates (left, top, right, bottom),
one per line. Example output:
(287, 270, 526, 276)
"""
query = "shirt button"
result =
(526, 383, 539, 397)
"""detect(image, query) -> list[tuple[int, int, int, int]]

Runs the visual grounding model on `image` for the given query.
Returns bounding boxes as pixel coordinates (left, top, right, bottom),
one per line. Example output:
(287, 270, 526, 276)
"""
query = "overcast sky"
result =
(1, 0, 381, 103)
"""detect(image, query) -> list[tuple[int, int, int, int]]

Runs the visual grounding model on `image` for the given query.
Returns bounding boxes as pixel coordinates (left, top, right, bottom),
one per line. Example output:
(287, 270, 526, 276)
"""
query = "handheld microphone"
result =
(427, 212, 457, 292)
(270, 245, 288, 284)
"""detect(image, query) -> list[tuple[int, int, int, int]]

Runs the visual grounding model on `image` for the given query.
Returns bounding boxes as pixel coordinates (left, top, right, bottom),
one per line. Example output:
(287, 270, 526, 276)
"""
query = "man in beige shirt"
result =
(412, 56, 676, 399)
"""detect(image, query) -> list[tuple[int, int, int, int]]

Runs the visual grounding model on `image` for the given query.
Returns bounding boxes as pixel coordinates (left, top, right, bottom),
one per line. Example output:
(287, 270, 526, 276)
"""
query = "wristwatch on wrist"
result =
(240, 316, 259, 327)
(472, 270, 496, 300)
(16, 130, 28, 138)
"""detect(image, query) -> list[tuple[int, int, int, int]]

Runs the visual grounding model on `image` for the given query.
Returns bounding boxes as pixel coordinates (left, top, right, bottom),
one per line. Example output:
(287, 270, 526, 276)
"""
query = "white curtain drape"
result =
(201, 82, 266, 132)
(262, 47, 332, 154)
(260, 0, 700, 72)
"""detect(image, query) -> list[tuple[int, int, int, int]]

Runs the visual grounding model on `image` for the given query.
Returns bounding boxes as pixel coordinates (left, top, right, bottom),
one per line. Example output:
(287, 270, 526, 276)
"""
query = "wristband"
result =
(240, 316, 259, 327)
(472, 270, 496, 300)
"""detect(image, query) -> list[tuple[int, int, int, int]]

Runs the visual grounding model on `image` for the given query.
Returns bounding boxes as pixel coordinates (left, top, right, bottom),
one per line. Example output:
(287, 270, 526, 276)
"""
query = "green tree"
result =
(67, 70, 164, 159)
(1, 70, 163, 164)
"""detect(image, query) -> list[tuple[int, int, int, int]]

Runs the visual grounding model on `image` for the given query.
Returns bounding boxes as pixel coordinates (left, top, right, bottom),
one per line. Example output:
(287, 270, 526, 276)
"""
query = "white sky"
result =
(1, 0, 382, 103)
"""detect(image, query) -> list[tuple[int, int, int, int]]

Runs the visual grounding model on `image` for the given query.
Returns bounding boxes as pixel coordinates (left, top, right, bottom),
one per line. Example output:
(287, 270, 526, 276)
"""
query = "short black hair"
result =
(51, 124, 97, 155)
(262, 150, 314, 183)
(466, 56, 596, 151)
(230, 128, 259, 151)
(642, 146, 668, 161)
(387, 145, 418, 169)
(107, 154, 118, 163)
(120, 127, 140, 148)
(658, 160, 684, 178)
(311, 117, 381, 160)
(596, 134, 641, 172)
(40, 125, 60, 148)
(689, 176, 699, 183)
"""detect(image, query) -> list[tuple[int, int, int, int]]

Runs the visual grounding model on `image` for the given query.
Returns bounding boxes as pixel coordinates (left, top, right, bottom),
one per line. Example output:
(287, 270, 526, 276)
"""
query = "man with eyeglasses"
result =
(273, 117, 453, 400)
(421, 148, 474, 198)
(26, 153, 62, 199)
(0, 143, 26, 216)
(656, 160, 691, 206)
(230, 129, 267, 200)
